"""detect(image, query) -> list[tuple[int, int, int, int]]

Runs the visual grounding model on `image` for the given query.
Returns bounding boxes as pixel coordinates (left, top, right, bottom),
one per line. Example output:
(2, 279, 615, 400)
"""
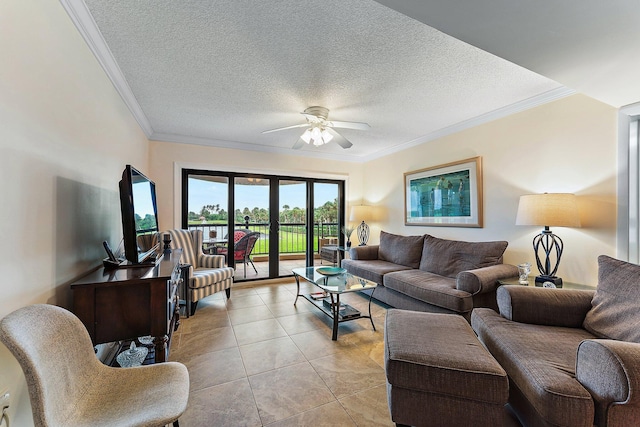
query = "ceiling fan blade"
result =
(326, 128, 353, 149)
(326, 120, 371, 131)
(292, 137, 306, 149)
(301, 113, 323, 124)
(262, 123, 309, 134)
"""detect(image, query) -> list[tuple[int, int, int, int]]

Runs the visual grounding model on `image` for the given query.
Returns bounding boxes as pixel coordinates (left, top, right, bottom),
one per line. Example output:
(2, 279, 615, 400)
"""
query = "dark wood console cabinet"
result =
(70, 249, 183, 363)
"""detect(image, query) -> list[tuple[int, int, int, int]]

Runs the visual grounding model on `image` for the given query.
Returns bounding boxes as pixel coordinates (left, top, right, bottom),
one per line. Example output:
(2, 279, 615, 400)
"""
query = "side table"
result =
(320, 245, 339, 265)
(498, 277, 594, 290)
(320, 246, 351, 266)
(336, 246, 350, 265)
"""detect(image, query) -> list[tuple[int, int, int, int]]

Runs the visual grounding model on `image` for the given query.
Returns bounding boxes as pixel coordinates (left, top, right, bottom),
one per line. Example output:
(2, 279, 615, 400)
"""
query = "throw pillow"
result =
(378, 231, 425, 268)
(419, 235, 507, 278)
(583, 255, 640, 343)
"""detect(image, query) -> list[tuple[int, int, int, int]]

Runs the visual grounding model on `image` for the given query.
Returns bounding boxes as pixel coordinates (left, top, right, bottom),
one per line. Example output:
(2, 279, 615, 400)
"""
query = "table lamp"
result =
(350, 205, 372, 246)
(515, 193, 581, 286)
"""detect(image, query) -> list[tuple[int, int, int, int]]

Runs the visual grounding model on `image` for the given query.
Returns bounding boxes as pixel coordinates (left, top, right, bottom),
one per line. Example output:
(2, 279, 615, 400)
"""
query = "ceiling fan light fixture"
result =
(321, 129, 333, 143)
(301, 129, 312, 144)
(267, 106, 367, 150)
(311, 126, 323, 141)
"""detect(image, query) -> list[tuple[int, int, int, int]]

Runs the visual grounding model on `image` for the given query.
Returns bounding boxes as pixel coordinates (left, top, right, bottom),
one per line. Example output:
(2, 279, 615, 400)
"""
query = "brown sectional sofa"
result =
(472, 255, 640, 426)
(341, 231, 519, 319)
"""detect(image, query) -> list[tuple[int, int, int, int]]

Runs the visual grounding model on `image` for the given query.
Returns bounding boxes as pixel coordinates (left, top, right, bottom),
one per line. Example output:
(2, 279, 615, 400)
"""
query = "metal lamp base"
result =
(532, 227, 564, 287)
(534, 275, 563, 287)
(357, 221, 370, 246)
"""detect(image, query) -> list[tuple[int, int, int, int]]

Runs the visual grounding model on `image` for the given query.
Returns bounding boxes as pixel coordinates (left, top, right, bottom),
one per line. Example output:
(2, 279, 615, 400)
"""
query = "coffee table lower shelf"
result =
(298, 293, 376, 340)
(293, 270, 377, 341)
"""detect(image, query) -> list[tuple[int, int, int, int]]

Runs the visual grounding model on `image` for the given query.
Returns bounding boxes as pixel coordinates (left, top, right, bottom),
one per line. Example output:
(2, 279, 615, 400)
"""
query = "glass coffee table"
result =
(292, 267, 378, 340)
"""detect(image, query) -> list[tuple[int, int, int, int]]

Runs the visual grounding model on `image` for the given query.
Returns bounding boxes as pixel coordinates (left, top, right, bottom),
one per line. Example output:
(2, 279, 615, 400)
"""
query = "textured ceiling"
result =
(69, 0, 566, 161)
(375, 0, 640, 109)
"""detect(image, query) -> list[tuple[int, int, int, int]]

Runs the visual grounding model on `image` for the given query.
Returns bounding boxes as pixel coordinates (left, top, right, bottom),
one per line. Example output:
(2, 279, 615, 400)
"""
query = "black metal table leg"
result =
(368, 287, 376, 331)
(294, 274, 300, 305)
(331, 293, 339, 340)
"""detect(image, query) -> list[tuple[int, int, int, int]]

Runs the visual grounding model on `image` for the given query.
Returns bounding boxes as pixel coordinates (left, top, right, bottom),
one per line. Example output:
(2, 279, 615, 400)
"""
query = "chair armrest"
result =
(179, 263, 193, 281)
(348, 245, 379, 260)
(456, 264, 519, 295)
(497, 285, 595, 327)
(576, 339, 640, 425)
(198, 253, 226, 268)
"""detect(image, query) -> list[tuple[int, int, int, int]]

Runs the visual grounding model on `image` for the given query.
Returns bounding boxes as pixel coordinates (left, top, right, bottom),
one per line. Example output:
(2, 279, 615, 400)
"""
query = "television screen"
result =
(119, 165, 159, 264)
(132, 179, 157, 233)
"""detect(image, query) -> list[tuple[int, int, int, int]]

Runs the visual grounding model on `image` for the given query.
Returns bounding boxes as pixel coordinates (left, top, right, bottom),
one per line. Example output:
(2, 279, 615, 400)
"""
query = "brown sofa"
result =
(472, 255, 640, 427)
(341, 231, 518, 319)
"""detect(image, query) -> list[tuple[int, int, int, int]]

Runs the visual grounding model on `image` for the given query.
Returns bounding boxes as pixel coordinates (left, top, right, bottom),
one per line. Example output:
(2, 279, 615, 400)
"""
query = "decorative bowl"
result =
(316, 267, 346, 276)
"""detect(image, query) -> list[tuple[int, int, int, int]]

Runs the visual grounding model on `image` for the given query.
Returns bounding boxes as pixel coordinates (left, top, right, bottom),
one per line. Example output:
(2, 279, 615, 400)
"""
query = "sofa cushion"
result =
(341, 259, 411, 285)
(472, 308, 596, 426)
(384, 270, 472, 313)
(378, 231, 425, 269)
(583, 255, 640, 343)
(419, 235, 508, 278)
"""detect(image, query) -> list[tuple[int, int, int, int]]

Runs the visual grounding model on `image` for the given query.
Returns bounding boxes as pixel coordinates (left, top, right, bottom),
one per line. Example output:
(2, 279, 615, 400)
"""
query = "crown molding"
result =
(621, 101, 640, 117)
(362, 86, 576, 162)
(149, 84, 574, 163)
(150, 132, 364, 163)
(59, 0, 153, 136)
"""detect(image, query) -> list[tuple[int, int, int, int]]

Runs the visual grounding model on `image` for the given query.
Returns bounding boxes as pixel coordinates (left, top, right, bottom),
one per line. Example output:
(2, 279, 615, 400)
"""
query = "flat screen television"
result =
(119, 165, 160, 264)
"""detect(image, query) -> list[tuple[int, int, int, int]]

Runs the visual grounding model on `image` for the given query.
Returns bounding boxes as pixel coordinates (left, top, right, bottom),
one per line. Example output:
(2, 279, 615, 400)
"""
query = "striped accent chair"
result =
(165, 229, 235, 316)
(137, 233, 159, 252)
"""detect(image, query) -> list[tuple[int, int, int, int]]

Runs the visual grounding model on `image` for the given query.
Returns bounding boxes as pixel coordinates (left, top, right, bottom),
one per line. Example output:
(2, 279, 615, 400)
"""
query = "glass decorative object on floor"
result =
(137, 335, 153, 346)
(517, 262, 531, 285)
(116, 342, 148, 367)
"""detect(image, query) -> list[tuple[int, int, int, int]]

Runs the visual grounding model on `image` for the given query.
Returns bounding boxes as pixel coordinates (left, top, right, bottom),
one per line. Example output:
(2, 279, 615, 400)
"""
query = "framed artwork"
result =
(404, 157, 483, 227)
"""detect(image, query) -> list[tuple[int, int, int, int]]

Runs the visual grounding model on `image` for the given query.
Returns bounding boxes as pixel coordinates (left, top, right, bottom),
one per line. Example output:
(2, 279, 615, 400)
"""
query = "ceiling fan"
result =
(262, 106, 370, 149)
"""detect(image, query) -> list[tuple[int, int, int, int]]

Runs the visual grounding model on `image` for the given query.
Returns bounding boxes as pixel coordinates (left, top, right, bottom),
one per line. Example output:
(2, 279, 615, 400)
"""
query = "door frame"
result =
(180, 167, 347, 280)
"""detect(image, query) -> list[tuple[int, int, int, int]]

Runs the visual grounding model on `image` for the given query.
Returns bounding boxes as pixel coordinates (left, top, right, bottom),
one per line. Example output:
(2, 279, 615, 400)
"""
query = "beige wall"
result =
(148, 141, 365, 231)
(0, 0, 149, 425)
(150, 94, 617, 287)
(364, 94, 618, 285)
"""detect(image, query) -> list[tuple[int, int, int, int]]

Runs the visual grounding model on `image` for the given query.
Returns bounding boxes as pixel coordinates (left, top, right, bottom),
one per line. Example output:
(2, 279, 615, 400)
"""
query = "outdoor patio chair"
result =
(218, 231, 260, 278)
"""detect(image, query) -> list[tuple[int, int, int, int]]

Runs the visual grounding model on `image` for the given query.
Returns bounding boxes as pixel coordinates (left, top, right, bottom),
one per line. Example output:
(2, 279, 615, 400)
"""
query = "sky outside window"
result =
(188, 178, 338, 212)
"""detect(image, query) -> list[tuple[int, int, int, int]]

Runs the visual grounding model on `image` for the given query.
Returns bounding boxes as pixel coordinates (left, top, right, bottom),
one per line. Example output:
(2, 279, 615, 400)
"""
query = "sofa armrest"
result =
(576, 339, 640, 425)
(456, 264, 519, 295)
(497, 285, 594, 327)
(348, 245, 379, 260)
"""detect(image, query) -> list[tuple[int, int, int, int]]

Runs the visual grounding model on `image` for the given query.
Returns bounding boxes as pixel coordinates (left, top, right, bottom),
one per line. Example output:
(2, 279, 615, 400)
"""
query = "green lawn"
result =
(189, 222, 337, 254)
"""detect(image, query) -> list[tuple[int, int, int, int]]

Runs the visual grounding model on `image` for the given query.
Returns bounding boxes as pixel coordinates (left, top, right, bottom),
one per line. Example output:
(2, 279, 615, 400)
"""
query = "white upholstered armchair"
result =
(165, 229, 235, 316)
(0, 304, 189, 427)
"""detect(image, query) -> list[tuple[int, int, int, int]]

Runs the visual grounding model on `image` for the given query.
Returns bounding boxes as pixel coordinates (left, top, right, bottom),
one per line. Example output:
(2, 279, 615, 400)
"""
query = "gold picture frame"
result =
(404, 157, 483, 227)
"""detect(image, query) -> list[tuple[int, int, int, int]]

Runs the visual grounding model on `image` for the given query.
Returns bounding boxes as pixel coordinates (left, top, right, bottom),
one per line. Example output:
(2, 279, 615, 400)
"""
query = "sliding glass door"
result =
(314, 182, 340, 259)
(234, 177, 270, 279)
(279, 179, 308, 275)
(182, 169, 345, 282)
(184, 174, 229, 253)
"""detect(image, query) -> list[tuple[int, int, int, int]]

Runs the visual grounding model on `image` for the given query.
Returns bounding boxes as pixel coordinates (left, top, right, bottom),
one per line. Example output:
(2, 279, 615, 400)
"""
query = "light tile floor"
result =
(170, 279, 393, 426)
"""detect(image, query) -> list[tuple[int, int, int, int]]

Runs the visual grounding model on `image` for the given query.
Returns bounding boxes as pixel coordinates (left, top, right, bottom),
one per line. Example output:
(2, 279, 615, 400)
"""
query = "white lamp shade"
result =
(516, 193, 581, 228)
(350, 205, 372, 222)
